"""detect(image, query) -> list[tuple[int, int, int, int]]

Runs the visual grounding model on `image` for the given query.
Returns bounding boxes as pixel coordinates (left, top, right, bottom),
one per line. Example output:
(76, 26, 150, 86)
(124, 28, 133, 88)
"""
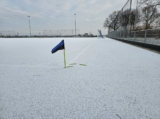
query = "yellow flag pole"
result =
(63, 49, 66, 68)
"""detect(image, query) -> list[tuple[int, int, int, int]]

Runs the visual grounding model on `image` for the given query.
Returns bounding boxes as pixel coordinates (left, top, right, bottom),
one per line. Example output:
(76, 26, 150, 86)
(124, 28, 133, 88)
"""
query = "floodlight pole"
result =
(128, 0, 132, 38)
(74, 13, 76, 37)
(27, 16, 31, 37)
(134, 0, 138, 31)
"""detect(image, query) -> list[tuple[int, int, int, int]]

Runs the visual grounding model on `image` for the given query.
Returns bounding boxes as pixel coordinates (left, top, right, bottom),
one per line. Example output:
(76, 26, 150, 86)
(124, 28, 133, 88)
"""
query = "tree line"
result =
(104, 0, 160, 31)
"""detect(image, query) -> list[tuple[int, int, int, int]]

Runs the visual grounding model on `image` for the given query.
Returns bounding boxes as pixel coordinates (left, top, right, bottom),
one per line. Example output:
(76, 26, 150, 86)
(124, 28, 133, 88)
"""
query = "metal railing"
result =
(108, 29, 160, 46)
(107, 0, 160, 46)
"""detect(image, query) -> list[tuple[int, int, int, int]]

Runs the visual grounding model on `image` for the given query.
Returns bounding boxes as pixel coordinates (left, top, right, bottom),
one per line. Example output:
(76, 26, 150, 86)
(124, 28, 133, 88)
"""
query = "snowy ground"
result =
(0, 38, 160, 119)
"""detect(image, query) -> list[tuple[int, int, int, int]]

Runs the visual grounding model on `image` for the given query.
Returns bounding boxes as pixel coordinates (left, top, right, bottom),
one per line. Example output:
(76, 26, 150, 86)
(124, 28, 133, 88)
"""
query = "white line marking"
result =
(69, 40, 97, 64)
(0, 64, 60, 68)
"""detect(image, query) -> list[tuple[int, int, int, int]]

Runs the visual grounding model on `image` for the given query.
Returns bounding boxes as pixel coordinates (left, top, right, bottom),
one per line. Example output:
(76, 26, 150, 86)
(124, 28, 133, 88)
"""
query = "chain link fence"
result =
(108, 0, 132, 39)
(109, 29, 160, 45)
(0, 29, 81, 37)
(0, 29, 100, 38)
(0, 31, 17, 37)
(108, 0, 160, 46)
(43, 29, 80, 37)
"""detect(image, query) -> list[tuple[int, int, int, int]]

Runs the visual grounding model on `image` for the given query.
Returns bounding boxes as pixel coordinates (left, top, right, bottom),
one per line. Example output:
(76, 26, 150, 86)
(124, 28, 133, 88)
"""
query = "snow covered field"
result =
(0, 38, 160, 119)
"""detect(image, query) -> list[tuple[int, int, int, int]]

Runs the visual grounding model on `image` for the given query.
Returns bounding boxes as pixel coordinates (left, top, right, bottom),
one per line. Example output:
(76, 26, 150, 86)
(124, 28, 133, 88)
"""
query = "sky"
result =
(0, 0, 134, 35)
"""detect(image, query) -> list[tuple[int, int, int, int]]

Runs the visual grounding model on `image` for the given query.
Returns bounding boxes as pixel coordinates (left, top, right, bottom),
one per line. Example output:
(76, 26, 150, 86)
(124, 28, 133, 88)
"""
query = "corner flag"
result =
(51, 40, 66, 68)
(51, 40, 65, 53)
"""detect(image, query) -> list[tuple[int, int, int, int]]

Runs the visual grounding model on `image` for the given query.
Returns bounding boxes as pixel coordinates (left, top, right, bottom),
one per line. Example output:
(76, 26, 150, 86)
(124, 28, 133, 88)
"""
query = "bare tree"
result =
(130, 9, 141, 30)
(137, 0, 160, 29)
(139, 0, 160, 7)
(119, 9, 140, 31)
(103, 11, 120, 30)
(103, 18, 110, 28)
(141, 5, 160, 29)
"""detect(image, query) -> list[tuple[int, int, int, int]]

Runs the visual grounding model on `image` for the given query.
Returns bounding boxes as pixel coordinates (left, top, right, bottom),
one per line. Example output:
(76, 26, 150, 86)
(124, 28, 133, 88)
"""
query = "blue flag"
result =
(51, 40, 65, 53)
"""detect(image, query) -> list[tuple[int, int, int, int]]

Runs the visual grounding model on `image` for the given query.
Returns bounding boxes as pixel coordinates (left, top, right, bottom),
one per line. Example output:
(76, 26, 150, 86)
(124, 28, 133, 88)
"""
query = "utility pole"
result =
(74, 13, 76, 37)
(27, 16, 31, 37)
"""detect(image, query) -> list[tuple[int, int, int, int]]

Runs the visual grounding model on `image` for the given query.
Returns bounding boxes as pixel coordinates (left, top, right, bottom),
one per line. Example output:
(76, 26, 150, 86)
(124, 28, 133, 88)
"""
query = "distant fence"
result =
(0, 29, 80, 37)
(43, 29, 80, 37)
(0, 31, 17, 36)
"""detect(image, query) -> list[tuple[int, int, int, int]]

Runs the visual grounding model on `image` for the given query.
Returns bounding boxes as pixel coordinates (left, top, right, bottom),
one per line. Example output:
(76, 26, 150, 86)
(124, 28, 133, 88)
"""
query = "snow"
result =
(0, 37, 160, 119)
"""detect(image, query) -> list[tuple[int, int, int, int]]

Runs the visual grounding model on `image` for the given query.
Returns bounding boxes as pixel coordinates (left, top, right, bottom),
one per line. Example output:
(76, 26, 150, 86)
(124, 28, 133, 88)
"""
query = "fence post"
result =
(159, 29, 160, 38)
(123, 30, 124, 39)
(116, 30, 117, 38)
(134, 31, 135, 41)
(128, 0, 132, 40)
(144, 30, 147, 43)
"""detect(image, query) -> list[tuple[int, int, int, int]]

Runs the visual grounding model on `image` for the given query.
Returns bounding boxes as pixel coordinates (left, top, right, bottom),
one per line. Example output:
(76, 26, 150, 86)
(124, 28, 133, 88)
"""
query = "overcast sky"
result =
(0, 0, 134, 35)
